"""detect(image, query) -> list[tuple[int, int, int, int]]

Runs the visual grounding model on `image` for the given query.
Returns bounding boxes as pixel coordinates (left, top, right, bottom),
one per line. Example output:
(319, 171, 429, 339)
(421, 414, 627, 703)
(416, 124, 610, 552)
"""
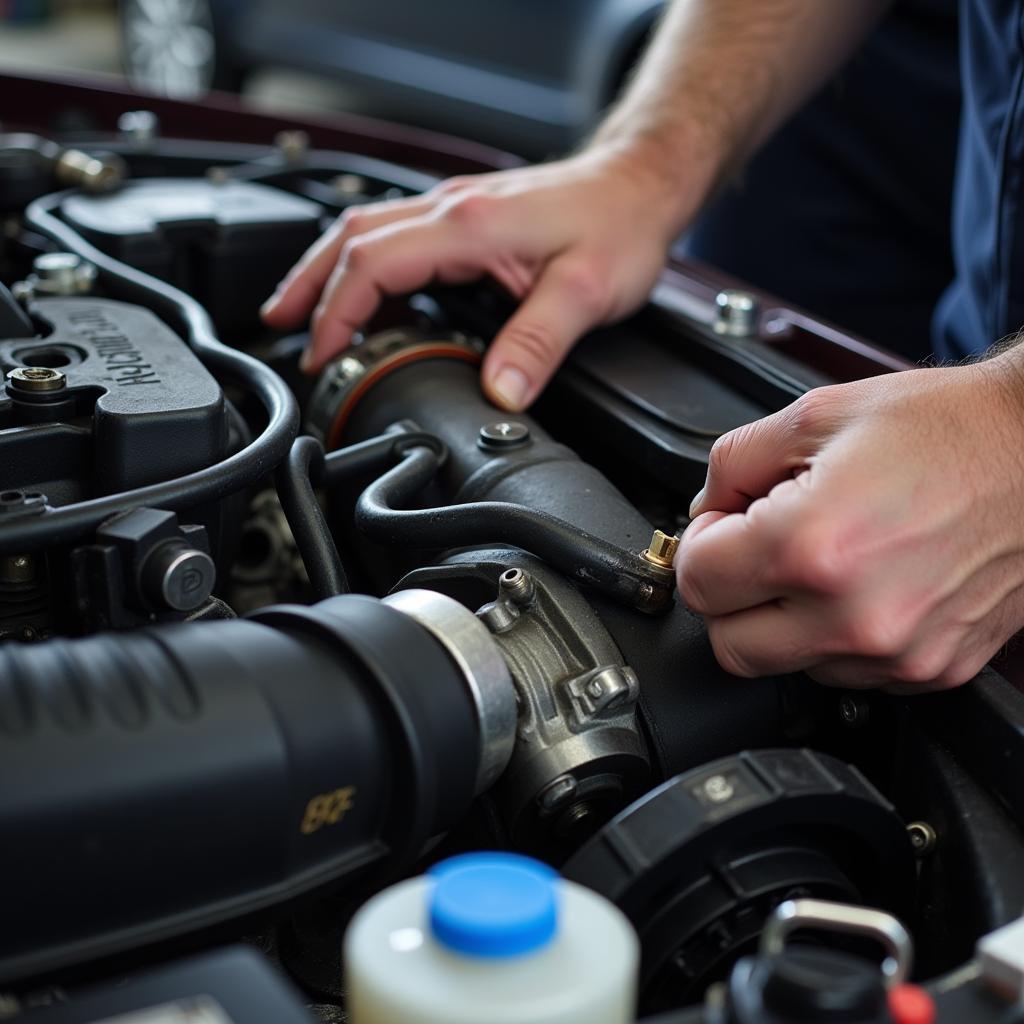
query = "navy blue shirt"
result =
(934, 1, 1024, 358)
(682, 0, 961, 361)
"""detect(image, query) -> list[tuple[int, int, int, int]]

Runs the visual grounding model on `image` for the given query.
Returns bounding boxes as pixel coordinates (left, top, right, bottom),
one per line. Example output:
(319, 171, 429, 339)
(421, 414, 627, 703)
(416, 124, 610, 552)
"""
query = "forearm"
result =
(591, 0, 893, 228)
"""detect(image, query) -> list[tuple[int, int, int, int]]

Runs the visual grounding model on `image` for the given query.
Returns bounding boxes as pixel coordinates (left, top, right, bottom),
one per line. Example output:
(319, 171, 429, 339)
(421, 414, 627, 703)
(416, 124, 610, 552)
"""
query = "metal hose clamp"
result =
(383, 589, 517, 795)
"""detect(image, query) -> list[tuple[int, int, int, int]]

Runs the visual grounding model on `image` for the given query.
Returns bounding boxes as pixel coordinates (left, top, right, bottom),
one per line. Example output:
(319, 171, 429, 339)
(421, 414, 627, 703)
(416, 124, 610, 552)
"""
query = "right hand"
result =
(260, 147, 691, 411)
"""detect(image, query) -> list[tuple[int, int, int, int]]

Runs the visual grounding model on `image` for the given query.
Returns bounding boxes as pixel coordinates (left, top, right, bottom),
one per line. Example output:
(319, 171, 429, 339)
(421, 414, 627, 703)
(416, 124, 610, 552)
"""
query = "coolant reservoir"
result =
(345, 852, 638, 1024)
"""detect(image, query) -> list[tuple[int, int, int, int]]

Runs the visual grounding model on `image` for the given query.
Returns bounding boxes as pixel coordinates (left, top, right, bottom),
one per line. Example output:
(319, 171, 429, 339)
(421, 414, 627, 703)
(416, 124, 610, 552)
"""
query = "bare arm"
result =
(596, 0, 893, 223)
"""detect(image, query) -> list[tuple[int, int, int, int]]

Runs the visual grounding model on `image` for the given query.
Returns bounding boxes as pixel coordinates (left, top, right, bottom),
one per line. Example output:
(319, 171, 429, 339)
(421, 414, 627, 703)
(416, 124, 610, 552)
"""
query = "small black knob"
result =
(730, 949, 890, 1024)
(142, 542, 216, 612)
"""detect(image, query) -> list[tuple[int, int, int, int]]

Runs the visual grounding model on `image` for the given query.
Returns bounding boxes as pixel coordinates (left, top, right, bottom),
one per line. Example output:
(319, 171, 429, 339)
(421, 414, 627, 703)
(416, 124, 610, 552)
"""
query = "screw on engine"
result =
(275, 129, 310, 164)
(702, 774, 736, 804)
(906, 821, 937, 856)
(713, 289, 760, 337)
(478, 420, 531, 451)
(839, 695, 870, 728)
(118, 109, 160, 147)
(6, 366, 66, 393)
(28, 251, 97, 296)
(332, 173, 368, 197)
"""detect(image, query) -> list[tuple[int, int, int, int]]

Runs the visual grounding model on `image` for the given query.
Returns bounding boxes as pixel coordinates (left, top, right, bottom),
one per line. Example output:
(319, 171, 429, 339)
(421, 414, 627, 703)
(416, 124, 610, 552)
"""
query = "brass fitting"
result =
(641, 529, 680, 570)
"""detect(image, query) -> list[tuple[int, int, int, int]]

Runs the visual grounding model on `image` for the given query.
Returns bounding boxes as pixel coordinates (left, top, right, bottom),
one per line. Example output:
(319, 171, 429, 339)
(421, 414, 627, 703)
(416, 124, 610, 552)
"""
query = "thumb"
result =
(690, 392, 838, 517)
(482, 257, 607, 411)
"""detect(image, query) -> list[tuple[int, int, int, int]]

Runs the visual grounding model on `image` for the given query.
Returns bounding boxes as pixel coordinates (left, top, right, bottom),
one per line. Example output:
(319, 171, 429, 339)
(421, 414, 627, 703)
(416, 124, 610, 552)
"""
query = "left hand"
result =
(676, 354, 1024, 692)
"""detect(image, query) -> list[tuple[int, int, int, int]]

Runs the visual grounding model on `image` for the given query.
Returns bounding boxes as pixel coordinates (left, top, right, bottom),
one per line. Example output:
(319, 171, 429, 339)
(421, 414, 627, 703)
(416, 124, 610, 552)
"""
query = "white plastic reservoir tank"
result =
(345, 851, 639, 1024)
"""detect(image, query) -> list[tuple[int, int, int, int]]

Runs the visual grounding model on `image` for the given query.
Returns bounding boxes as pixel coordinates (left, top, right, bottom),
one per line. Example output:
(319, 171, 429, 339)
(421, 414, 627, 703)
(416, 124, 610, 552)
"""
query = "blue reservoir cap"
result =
(428, 852, 559, 958)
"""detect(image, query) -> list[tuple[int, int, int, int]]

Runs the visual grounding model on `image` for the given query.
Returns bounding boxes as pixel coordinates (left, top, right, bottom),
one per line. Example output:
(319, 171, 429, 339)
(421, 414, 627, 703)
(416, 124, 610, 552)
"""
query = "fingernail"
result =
(688, 486, 706, 519)
(490, 366, 530, 411)
(298, 347, 314, 374)
(259, 293, 280, 318)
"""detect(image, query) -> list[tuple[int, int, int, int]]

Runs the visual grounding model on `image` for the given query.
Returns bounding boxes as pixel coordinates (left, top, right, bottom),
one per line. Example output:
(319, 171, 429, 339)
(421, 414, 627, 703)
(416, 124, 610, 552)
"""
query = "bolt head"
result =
(332, 173, 367, 196)
(702, 774, 735, 803)
(117, 109, 159, 143)
(713, 289, 760, 337)
(906, 821, 937, 856)
(7, 366, 66, 392)
(31, 252, 96, 295)
(478, 421, 531, 450)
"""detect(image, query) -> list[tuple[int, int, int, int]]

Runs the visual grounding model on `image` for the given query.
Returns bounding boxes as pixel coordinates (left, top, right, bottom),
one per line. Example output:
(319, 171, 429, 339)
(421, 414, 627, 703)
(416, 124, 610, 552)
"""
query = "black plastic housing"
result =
(0, 297, 227, 505)
(60, 179, 321, 334)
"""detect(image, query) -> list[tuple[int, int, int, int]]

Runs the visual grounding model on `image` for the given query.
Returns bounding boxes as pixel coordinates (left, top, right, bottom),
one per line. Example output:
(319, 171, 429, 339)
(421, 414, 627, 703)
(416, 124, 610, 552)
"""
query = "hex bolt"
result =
(206, 166, 231, 185)
(6, 366, 66, 393)
(906, 821, 937, 856)
(275, 129, 310, 164)
(31, 252, 97, 296)
(702, 774, 736, 804)
(478, 420, 531, 450)
(641, 529, 680, 569)
(0, 554, 34, 584)
(117, 109, 160, 145)
(713, 289, 760, 337)
(332, 173, 368, 197)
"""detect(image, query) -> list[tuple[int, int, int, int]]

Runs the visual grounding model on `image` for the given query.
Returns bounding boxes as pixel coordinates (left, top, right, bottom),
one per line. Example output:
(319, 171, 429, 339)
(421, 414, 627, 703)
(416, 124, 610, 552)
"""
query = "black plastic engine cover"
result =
(60, 179, 322, 334)
(0, 297, 226, 506)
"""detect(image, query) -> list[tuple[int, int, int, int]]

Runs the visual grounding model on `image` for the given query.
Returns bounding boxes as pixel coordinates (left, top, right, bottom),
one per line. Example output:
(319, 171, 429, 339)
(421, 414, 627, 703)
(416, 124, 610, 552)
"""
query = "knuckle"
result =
(707, 429, 742, 478)
(338, 207, 368, 235)
(786, 386, 838, 437)
(340, 237, 371, 270)
(435, 175, 472, 195)
(555, 263, 607, 317)
(778, 528, 851, 595)
(444, 191, 498, 229)
(891, 648, 950, 685)
(839, 607, 911, 660)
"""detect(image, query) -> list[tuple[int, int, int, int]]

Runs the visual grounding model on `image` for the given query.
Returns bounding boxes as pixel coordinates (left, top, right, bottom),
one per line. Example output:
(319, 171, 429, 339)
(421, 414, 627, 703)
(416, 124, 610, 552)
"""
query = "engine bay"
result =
(2, 79, 1024, 1024)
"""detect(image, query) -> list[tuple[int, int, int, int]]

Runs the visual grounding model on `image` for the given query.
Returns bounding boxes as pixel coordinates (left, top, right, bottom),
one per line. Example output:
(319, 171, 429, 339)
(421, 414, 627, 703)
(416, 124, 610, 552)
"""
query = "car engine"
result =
(1, 86, 1023, 1024)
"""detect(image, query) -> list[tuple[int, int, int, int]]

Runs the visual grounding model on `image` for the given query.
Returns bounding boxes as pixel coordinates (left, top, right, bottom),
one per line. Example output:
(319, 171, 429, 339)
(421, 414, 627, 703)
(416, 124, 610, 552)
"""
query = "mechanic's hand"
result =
(676, 355, 1024, 692)
(259, 149, 689, 410)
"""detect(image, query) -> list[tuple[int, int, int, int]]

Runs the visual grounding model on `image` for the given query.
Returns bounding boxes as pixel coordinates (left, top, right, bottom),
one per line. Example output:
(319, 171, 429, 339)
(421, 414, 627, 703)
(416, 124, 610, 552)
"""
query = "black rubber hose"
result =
(275, 436, 349, 600)
(2, 191, 300, 553)
(355, 445, 673, 611)
(275, 430, 448, 600)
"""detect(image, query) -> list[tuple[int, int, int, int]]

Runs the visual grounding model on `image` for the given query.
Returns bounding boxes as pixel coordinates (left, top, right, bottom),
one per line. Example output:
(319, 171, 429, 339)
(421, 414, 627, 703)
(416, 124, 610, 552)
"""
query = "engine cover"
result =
(60, 179, 322, 333)
(0, 296, 226, 506)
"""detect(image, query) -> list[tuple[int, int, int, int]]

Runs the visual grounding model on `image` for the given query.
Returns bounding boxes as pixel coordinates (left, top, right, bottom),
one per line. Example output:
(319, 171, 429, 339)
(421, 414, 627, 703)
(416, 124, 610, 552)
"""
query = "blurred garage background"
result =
(0, 0, 656, 159)
(0, 0, 962, 358)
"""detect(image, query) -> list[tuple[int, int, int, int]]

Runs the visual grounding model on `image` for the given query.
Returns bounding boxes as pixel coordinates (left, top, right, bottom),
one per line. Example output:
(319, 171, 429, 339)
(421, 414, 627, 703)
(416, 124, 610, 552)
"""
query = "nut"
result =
(642, 529, 680, 569)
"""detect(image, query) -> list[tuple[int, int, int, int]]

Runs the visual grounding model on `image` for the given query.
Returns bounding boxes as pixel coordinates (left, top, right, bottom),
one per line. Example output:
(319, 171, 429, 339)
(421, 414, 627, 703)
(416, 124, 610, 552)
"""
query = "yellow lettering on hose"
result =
(300, 786, 356, 834)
